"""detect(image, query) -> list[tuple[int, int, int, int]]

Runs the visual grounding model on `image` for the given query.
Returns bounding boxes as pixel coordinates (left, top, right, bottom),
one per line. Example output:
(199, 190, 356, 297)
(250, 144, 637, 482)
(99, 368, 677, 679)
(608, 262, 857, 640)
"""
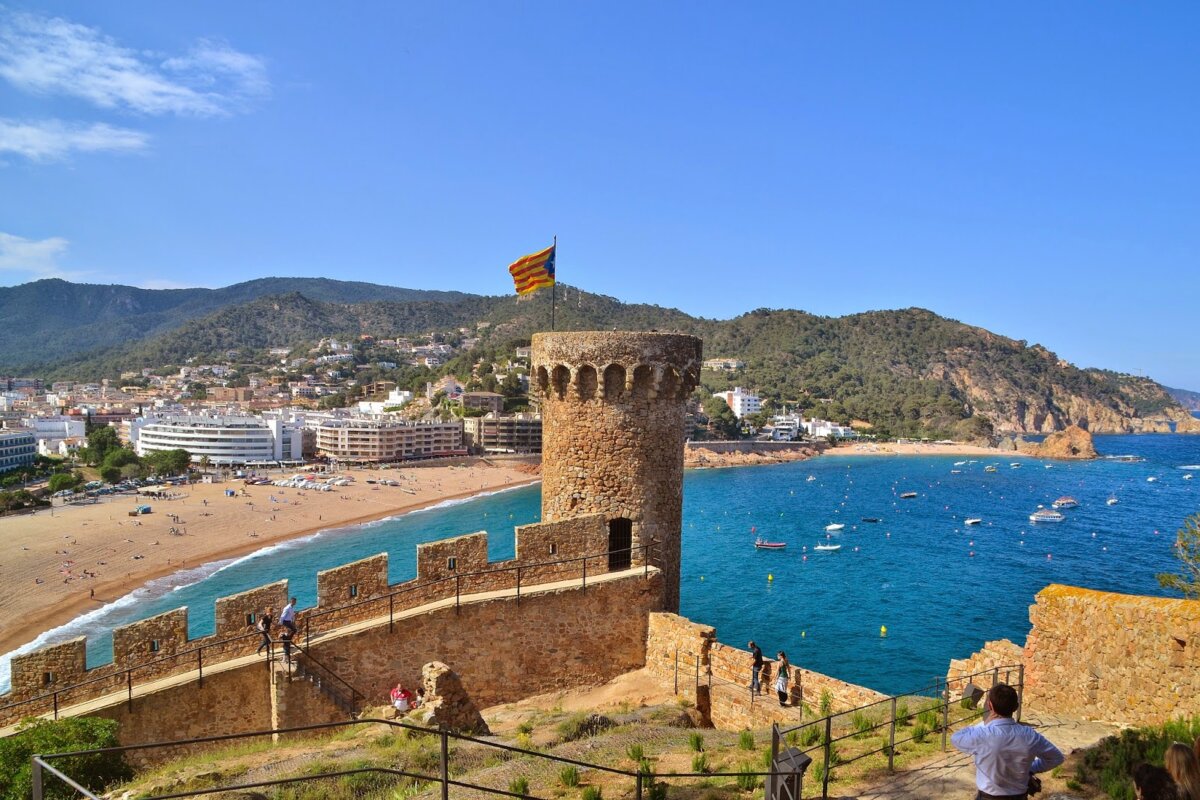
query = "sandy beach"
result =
(0, 461, 540, 658)
(826, 441, 1004, 457)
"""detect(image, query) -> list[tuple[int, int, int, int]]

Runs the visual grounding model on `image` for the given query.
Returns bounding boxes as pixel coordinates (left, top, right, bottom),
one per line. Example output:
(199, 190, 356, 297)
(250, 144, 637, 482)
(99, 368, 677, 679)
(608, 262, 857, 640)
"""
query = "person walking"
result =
(1166, 742, 1200, 800)
(748, 640, 764, 695)
(951, 683, 1063, 800)
(280, 597, 298, 635)
(279, 628, 294, 666)
(774, 651, 791, 707)
(255, 606, 274, 655)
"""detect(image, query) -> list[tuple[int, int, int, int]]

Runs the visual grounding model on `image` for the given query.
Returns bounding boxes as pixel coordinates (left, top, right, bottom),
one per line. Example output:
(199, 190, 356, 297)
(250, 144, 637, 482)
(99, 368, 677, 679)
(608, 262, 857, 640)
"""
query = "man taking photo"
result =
(951, 683, 1063, 800)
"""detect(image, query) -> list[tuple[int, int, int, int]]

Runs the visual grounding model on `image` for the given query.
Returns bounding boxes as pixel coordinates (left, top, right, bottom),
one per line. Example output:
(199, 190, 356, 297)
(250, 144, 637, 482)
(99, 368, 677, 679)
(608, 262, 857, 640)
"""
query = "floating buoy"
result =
(768, 574, 773, 582)
(700, 576, 704, 581)
(751, 526, 756, 533)
(802, 556, 807, 561)
(1047, 553, 1052, 560)
(880, 625, 887, 637)
(801, 631, 806, 638)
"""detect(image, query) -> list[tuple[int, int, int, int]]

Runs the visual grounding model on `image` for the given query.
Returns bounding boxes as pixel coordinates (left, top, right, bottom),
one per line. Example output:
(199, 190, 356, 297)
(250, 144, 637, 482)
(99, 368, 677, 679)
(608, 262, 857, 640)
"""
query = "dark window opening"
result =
(608, 518, 633, 571)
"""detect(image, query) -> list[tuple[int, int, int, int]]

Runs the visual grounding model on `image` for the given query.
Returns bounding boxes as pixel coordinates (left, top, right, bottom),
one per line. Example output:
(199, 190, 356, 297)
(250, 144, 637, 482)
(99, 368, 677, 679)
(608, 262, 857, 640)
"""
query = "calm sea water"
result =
(3, 434, 1198, 695)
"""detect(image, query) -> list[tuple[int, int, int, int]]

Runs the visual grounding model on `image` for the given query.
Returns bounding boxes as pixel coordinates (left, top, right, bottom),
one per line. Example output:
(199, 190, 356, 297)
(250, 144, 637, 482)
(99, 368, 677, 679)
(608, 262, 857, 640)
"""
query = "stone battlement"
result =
(531, 331, 703, 404)
(1, 513, 626, 725)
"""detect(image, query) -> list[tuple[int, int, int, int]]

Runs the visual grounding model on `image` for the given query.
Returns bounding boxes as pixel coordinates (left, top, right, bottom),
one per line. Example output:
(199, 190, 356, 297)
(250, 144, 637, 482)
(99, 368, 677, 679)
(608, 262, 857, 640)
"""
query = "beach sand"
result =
(0, 462, 540, 658)
(826, 441, 1005, 457)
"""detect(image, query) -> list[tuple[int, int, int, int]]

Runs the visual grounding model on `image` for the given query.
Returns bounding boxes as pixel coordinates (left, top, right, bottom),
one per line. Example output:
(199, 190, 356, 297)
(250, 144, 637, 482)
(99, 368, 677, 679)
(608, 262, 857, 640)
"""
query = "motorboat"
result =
(900, 491, 918, 499)
(1029, 508, 1066, 523)
(861, 517, 882, 523)
(806, 475, 816, 482)
(950, 469, 962, 474)
(953, 461, 966, 466)
(984, 465, 998, 473)
(1185, 474, 1194, 481)
(1010, 462, 1022, 469)
(755, 538, 787, 550)
(1106, 497, 1119, 505)
(1147, 476, 1158, 482)
(814, 543, 842, 551)
(824, 523, 845, 532)
(965, 518, 982, 525)
(1052, 496, 1080, 509)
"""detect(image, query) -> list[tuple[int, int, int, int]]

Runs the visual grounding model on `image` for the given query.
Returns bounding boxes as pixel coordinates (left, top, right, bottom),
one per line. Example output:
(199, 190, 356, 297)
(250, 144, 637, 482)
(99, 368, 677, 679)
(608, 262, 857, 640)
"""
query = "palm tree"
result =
(199, 455, 211, 474)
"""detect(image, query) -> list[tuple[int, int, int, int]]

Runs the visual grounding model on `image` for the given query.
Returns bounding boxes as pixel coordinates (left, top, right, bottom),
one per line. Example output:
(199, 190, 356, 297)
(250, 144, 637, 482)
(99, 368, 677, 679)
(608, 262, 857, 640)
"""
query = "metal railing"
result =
(771, 663, 1024, 798)
(31, 717, 802, 800)
(281, 639, 366, 714)
(2, 540, 658, 728)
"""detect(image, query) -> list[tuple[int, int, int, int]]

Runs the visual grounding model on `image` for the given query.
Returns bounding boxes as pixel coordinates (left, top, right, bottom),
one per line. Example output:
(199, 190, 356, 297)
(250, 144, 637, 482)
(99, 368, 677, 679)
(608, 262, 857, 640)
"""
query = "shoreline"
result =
(0, 463, 541, 660)
(825, 441, 1004, 457)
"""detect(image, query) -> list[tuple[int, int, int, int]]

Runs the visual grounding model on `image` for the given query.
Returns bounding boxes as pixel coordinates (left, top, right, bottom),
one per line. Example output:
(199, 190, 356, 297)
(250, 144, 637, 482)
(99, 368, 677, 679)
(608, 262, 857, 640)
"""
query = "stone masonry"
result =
(533, 331, 702, 612)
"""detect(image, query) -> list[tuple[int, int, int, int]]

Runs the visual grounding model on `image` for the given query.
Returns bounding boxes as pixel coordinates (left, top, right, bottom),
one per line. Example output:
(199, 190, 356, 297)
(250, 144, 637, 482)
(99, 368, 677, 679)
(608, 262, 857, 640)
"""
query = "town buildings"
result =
(720, 386, 761, 419)
(314, 417, 463, 462)
(131, 415, 305, 465)
(0, 429, 36, 473)
(462, 412, 542, 454)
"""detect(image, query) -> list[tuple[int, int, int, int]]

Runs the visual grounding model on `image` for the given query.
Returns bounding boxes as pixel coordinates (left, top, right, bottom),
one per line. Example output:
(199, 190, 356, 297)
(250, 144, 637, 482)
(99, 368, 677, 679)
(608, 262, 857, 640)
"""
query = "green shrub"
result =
(581, 787, 603, 800)
(812, 761, 826, 785)
(960, 697, 975, 709)
(638, 757, 654, 777)
(917, 708, 938, 729)
(688, 732, 704, 752)
(819, 689, 833, 717)
(785, 729, 800, 747)
(851, 710, 873, 738)
(627, 743, 644, 762)
(894, 700, 910, 726)
(735, 762, 758, 790)
(647, 781, 668, 800)
(912, 722, 929, 744)
(508, 776, 530, 797)
(801, 725, 822, 747)
(691, 753, 709, 773)
(515, 721, 533, 735)
(738, 730, 755, 750)
(514, 732, 534, 750)
(0, 717, 132, 800)
(559, 765, 580, 788)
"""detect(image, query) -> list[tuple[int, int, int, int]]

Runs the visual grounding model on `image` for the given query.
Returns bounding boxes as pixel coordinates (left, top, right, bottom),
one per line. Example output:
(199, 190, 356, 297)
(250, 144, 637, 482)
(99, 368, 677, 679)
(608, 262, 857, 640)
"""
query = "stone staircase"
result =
(284, 644, 364, 717)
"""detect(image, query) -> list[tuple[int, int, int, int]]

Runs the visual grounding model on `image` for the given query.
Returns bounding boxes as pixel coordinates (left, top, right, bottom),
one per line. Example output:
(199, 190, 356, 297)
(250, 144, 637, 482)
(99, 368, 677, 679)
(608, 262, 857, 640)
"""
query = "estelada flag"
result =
(508, 243, 556, 295)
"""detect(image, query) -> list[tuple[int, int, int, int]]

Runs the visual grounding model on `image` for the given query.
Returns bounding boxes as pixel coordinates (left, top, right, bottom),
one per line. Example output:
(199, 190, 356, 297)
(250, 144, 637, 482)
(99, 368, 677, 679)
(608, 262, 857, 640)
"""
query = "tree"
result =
(47, 473, 80, 494)
(1157, 514, 1200, 598)
(100, 465, 122, 484)
(83, 426, 119, 466)
(702, 397, 741, 440)
(0, 717, 131, 799)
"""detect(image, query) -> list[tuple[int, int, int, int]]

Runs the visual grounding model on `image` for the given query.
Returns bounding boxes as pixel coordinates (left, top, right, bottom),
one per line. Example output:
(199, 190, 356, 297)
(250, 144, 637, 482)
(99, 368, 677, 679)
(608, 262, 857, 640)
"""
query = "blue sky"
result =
(0, 2, 1197, 388)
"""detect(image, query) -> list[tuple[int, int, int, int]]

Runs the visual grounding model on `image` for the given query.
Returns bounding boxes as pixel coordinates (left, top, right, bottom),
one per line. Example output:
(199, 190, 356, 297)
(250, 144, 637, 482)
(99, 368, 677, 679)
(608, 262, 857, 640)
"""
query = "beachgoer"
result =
(255, 607, 274, 655)
(1133, 763, 1181, 800)
(280, 597, 297, 634)
(1166, 743, 1200, 800)
(748, 640, 764, 695)
(951, 683, 1063, 800)
(774, 651, 790, 706)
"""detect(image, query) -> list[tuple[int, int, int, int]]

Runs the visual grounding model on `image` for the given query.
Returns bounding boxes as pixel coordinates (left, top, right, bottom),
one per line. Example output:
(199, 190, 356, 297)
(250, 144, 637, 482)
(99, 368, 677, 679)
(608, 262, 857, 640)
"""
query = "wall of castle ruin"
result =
(1024, 584, 1200, 725)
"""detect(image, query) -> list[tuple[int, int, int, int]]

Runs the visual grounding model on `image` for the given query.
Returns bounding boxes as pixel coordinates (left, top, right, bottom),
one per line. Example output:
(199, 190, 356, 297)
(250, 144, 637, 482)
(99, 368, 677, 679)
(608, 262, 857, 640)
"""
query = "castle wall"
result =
(1024, 584, 1200, 725)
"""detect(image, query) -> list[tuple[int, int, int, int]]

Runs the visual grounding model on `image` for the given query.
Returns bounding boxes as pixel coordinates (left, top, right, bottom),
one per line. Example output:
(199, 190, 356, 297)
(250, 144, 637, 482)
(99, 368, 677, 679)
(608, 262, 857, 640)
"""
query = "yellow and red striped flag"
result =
(508, 243, 556, 295)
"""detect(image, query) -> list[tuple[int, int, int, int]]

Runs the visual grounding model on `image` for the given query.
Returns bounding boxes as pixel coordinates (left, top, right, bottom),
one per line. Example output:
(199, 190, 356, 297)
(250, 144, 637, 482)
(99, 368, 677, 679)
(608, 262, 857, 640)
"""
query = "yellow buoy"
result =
(801, 631, 806, 638)
(880, 625, 888, 637)
(768, 574, 774, 582)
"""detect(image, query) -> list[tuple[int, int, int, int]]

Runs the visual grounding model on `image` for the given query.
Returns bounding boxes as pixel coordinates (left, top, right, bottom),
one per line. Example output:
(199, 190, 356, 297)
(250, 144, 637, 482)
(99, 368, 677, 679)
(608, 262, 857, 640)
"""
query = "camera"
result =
(1027, 775, 1042, 795)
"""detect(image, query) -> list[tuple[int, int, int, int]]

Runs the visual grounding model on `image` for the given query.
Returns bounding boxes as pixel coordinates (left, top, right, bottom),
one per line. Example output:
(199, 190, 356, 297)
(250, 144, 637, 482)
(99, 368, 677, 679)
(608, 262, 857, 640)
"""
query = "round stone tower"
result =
(532, 331, 702, 612)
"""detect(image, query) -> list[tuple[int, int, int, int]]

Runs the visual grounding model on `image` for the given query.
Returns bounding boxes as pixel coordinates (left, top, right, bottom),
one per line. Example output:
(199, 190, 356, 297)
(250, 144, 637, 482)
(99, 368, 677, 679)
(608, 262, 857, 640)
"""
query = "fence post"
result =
(198, 648, 203, 688)
(822, 714, 833, 799)
(674, 647, 679, 695)
(941, 679, 950, 751)
(771, 722, 780, 763)
(126, 671, 133, 711)
(1016, 664, 1025, 723)
(635, 772, 643, 800)
(516, 566, 521, 606)
(389, 595, 394, 633)
(455, 575, 461, 612)
(439, 728, 450, 800)
(305, 616, 311, 650)
(582, 557, 587, 589)
(991, 667, 998, 688)
(31, 758, 43, 800)
(52, 692, 58, 721)
(888, 697, 897, 771)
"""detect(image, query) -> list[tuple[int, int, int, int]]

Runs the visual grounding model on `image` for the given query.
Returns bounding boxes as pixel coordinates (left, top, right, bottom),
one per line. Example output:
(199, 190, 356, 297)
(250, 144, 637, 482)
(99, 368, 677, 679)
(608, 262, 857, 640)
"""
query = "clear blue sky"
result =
(1, 2, 1197, 388)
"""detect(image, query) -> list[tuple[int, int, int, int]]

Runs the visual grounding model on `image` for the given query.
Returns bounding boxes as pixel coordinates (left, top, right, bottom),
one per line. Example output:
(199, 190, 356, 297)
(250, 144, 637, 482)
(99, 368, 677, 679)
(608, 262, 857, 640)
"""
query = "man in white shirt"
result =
(280, 597, 297, 635)
(951, 683, 1063, 800)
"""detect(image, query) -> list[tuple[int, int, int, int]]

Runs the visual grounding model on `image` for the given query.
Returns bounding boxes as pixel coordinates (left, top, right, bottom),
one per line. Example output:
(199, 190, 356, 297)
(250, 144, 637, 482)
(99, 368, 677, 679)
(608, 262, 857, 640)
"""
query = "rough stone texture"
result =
(272, 662, 347, 735)
(417, 661, 489, 734)
(112, 608, 190, 671)
(1024, 584, 1200, 725)
(1016, 425, 1098, 459)
(317, 554, 390, 609)
(945, 639, 1025, 696)
(214, 580, 288, 637)
(417, 531, 491, 583)
(9, 637, 87, 696)
(533, 331, 702, 612)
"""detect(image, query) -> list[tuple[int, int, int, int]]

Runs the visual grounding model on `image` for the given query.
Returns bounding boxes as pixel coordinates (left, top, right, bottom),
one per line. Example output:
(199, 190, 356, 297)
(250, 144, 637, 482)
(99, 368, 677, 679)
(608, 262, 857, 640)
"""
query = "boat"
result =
(824, 523, 845, 532)
(984, 465, 998, 473)
(1147, 476, 1158, 483)
(1029, 508, 1066, 523)
(861, 517, 882, 523)
(754, 538, 787, 550)
(900, 491, 918, 499)
(953, 461, 966, 466)
(1010, 462, 1021, 469)
(806, 475, 816, 482)
(965, 518, 982, 525)
(950, 469, 962, 474)
(1106, 497, 1119, 505)
(1185, 474, 1194, 481)
(1052, 496, 1080, 509)
(814, 543, 842, 551)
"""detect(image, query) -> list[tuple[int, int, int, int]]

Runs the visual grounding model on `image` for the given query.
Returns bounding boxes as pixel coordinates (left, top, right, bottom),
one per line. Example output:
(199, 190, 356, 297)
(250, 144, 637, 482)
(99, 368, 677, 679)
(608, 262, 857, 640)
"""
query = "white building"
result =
(804, 417, 859, 439)
(24, 416, 88, 456)
(721, 387, 762, 419)
(356, 388, 414, 416)
(0, 430, 36, 473)
(131, 415, 304, 465)
(314, 417, 463, 462)
(769, 414, 804, 441)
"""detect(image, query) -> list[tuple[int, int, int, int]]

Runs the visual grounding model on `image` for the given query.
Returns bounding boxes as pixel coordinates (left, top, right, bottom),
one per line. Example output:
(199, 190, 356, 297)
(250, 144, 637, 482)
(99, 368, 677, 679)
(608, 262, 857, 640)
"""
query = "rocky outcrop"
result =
(1017, 425, 1097, 460)
(416, 661, 490, 735)
(684, 442, 823, 469)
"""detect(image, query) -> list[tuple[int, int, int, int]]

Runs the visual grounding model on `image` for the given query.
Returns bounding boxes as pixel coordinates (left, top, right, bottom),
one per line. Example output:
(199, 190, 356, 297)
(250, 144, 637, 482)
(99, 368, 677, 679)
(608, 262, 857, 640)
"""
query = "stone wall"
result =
(112, 609, 190, 671)
(1024, 584, 1200, 725)
(945, 639, 1025, 696)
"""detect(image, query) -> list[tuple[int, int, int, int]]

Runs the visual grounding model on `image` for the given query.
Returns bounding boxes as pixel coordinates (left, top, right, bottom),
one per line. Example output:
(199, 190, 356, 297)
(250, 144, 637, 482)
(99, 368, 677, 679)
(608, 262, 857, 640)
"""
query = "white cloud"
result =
(0, 117, 148, 162)
(0, 10, 268, 117)
(139, 279, 198, 290)
(0, 232, 88, 280)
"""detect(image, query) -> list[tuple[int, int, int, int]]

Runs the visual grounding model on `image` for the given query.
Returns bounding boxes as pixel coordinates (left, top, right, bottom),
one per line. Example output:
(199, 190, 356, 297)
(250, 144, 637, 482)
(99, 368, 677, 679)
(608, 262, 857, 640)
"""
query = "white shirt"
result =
(280, 603, 296, 624)
(951, 716, 1063, 796)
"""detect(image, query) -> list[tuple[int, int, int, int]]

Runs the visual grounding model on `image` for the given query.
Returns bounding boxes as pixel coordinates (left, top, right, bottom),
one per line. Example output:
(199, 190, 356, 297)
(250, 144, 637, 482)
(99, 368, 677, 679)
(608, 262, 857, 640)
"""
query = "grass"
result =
(559, 765, 581, 788)
(509, 776, 530, 797)
(1072, 717, 1200, 800)
(735, 762, 757, 790)
(688, 732, 704, 752)
(581, 787, 603, 800)
(626, 743, 645, 762)
(691, 753, 709, 773)
(819, 689, 833, 717)
(737, 730, 755, 750)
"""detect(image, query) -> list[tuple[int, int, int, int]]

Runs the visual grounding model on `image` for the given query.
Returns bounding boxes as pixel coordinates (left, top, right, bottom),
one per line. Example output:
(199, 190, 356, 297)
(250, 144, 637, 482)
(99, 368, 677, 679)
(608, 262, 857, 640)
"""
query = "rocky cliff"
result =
(1016, 425, 1098, 459)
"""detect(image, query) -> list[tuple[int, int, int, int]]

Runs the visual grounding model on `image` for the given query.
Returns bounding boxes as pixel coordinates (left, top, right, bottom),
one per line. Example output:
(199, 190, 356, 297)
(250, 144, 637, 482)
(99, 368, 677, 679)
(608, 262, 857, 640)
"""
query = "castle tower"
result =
(532, 331, 702, 612)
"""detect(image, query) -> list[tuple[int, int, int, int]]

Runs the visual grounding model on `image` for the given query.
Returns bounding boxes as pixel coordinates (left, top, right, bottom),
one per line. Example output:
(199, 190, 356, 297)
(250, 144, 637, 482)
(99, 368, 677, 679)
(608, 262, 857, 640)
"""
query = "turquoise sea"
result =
(2, 434, 1198, 696)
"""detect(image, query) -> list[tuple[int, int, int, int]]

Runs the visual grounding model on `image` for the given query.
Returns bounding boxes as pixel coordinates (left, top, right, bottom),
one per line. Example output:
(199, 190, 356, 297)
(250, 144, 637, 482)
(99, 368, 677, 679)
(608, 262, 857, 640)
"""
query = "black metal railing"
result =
(282, 640, 365, 714)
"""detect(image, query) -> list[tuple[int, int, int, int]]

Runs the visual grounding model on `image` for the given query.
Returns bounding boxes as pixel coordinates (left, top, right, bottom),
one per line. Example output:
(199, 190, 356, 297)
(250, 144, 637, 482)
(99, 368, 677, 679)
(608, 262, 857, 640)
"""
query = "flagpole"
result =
(551, 235, 557, 331)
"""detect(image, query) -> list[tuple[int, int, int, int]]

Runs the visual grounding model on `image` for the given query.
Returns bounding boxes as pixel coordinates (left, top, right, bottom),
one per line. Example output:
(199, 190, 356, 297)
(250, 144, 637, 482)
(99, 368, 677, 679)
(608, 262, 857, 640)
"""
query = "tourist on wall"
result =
(951, 683, 1063, 800)
(774, 651, 790, 707)
(280, 596, 298, 635)
(1166, 743, 1200, 800)
(1133, 763, 1181, 800)
(255, 606, 274, 655)
(748, 640, 763, 695)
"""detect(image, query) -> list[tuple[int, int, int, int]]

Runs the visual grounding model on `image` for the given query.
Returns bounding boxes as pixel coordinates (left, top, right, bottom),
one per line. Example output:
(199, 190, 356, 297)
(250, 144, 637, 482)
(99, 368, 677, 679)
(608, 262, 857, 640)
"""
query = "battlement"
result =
(531, 331, 702, 403)
(1, 513, 628, 724)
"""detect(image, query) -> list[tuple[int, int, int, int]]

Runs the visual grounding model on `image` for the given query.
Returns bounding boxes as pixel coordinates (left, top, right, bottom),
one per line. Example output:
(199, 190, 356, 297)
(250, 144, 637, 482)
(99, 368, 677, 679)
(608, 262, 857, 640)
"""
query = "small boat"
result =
(1147, 476, 1158, 482)
(814, 543, 841, 551)
(1010, 462, 1021, 469)
(861, 517, 882, 523)
(755, 538, 787, 550)
(900, 491, 918, 499)
(1106, 497, 1119, 505)
(953, 461, 966, 466)
(984, 465, 998, 473)
(1185, 474, 1194, 481)
(950, 469, 962, 474)
(1052, 496, 1079, 509)
(965, 518, 982, 526)
(806, 475, 816, 482)
(1029, 508, 1066, 523)
(825, 523, 845, 532)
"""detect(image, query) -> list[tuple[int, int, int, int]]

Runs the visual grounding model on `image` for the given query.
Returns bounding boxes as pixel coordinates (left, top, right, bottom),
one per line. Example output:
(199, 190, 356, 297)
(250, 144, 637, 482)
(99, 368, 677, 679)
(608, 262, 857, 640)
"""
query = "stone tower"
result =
(532, 331, 702, 612)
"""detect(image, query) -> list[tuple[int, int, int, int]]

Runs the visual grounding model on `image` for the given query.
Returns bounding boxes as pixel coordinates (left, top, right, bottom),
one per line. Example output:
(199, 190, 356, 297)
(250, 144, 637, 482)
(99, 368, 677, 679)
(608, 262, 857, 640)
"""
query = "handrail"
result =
(4, 539, 659, 726)
(283, 640, 365, 710)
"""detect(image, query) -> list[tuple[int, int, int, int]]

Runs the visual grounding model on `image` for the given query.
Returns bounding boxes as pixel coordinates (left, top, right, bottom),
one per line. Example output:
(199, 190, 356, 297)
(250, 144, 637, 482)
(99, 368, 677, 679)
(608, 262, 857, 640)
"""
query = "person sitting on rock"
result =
(390, 683, 414, 715)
